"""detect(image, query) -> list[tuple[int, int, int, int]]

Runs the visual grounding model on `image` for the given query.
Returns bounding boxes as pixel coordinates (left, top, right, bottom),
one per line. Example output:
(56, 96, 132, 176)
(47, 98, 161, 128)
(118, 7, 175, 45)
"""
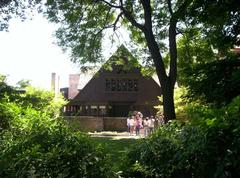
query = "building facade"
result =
(63, 46, 161, 117)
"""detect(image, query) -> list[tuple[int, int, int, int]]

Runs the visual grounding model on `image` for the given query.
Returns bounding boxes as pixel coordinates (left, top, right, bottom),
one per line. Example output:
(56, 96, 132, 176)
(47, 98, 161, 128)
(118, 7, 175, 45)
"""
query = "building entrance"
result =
(108, 102, 134, 117)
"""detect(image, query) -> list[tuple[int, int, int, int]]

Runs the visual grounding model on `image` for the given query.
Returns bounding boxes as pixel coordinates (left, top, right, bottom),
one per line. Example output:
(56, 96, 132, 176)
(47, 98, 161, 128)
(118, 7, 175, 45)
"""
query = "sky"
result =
(0, 14, 88, 90)
(0, 13, 158, 90)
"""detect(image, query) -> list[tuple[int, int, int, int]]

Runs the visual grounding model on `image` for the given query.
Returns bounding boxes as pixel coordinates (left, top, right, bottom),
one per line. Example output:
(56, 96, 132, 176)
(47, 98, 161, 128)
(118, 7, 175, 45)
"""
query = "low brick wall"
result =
(103, 117, 127, 131)
(65, 116, 103, 132)
(64, 116, 127, 132)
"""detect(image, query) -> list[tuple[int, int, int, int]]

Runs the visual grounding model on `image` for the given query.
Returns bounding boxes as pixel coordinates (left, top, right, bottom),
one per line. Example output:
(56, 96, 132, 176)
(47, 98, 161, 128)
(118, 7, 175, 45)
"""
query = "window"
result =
(128, 79, 133, 91)
(111, 79, 116, 91)
(133, 79, 138, 91)
(122, 79, 127, 91)
(90, 105, 98, 115)
(106, 79, 111, 91)
(99, 105, 106, 115)
(105, 78, 138, 92)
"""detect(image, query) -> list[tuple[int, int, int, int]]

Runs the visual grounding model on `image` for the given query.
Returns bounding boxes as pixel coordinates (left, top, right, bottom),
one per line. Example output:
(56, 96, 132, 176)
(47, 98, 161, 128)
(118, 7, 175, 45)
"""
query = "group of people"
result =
(127, 111, 165, 137)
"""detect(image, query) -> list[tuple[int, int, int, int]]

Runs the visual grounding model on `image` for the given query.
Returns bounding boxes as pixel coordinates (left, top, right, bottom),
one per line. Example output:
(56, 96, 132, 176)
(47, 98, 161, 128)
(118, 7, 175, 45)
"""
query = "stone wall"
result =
(64, 116, 127, 132)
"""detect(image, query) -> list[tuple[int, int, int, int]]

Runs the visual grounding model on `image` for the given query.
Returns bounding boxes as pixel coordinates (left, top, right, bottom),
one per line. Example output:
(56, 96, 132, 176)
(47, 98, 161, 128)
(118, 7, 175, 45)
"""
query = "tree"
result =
(45, 0, 197, 121)
(176, 27, 216, 86)
(186, 0, 240, 53)
(183, 55, 240, 106)
(0, 74, 16, 100)
(0, 0, 42, 31)
(44, 0, 240, 121)
(16, 79, 31, 89)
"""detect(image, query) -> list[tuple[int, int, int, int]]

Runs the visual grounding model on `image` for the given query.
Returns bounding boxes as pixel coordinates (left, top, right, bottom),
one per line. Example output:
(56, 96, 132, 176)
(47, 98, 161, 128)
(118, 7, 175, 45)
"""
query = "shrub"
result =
(0, 105, 112, 177)
(122, 96, 240, 178)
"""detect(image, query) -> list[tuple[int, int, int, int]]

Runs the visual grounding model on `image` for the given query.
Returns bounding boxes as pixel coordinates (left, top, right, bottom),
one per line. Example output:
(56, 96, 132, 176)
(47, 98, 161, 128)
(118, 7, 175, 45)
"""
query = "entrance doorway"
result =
(108, 102, 134, 117)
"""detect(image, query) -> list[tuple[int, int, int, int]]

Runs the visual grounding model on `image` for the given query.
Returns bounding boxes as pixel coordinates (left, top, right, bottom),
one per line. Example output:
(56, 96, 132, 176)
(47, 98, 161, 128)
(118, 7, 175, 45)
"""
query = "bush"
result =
(122, 97, 240, 178)
(0, 105, 112, 177)
(1, 129, 111, 177)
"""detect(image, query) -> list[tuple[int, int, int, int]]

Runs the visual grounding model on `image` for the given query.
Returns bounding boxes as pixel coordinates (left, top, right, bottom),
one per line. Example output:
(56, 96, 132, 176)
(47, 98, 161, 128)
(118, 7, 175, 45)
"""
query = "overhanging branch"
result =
(113, 12, 123, 31)
(167, 0, 173, 16)
(98, 0, 121, 8)
(140, 0, 152, 30)
(121, 8, 145, 31)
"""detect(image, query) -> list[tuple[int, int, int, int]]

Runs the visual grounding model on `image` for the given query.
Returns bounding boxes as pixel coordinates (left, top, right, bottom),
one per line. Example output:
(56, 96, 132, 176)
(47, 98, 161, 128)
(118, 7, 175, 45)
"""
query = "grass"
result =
(91, 137, 137, 173)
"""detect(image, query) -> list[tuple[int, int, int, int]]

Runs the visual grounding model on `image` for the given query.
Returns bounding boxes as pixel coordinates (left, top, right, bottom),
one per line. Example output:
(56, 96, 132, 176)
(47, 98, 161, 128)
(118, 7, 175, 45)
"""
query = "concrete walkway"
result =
(88, 131, 143, 139)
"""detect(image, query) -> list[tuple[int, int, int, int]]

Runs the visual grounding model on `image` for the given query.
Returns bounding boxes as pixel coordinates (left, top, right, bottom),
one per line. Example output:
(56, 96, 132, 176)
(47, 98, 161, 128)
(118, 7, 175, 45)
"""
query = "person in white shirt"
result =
(127, 117, 131, 133)
(143, 117, 150, 137)
(149, 116, 155, 134)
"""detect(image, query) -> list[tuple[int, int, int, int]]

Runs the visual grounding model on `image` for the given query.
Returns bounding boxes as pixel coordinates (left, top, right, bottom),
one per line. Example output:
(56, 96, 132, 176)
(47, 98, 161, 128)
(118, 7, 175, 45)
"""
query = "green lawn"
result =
(91, 137, 137, 173)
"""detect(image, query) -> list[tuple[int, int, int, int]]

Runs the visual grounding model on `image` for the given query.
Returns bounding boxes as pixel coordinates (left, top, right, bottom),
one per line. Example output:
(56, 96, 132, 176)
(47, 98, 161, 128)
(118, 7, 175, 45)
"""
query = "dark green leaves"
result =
(184, 55, 240, 106)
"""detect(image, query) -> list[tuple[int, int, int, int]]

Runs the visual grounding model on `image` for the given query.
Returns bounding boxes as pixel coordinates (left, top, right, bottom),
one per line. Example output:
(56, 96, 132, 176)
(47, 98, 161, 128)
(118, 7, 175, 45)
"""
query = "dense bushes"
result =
(0, 82, 113, 177)
(0, 102, 113, 177)
(122, 96, 240, 178)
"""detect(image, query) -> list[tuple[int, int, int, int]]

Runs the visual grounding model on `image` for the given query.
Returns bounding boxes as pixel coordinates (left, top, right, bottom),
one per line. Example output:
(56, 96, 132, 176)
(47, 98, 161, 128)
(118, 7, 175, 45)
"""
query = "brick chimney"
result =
(68, 74, 80, 99)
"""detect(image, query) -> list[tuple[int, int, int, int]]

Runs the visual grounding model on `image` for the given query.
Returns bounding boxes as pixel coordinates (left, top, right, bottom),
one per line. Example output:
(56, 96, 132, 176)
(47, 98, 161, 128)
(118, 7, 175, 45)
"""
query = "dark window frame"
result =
(105, 78, 139, 92)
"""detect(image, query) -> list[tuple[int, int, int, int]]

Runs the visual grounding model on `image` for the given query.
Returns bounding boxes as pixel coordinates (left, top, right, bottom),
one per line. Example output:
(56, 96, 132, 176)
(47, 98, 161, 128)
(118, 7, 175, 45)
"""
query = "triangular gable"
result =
(70, 45, 161, 104)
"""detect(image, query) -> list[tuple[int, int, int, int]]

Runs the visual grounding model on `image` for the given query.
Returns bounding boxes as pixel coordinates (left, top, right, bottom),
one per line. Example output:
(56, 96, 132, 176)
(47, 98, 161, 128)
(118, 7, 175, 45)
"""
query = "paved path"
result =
(88, 131, 143, 139)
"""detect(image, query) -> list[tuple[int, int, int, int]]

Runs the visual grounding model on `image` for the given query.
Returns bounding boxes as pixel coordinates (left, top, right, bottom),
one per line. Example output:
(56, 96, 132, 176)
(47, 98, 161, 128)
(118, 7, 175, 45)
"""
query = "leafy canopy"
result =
(183, 55, 240, 106)
(0, 0, 42, 31)
(45, 0, 189, 71)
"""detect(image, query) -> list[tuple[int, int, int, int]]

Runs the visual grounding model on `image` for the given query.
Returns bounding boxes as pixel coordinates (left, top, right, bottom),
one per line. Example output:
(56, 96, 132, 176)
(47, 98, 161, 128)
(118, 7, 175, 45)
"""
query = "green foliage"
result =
(0, 0, 42, 31)
(101, 45, 141, 72)
(0, 107, 111, 177)
(0, 74, 17, 100)
(183, 55, 240, 106)
(0, 79, 112, 177)
(177, 27, 216, 86)
(0, 79, 67, 131)
(16, 79, 31, 89)
(186, 0, 240, 53)
(44, 0, 183, 71)
(123, 96, 240, 178)
(18, 86, 67, 116)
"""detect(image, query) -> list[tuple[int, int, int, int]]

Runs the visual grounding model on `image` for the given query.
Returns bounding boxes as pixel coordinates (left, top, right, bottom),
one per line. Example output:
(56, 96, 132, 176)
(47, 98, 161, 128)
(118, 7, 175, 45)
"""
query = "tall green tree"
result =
(45, 0, 196, 121)
(44, 0, 239, 121)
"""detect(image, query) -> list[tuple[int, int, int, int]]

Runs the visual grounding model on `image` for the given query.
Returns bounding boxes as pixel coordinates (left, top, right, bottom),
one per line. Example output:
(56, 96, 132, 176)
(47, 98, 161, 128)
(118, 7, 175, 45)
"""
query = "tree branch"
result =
(174, 0, 192, 19)
(113, 12, 123, 31)
(140, 0, 152, 30)
(121, 7, 145, 31)
(168, 0, 192, 86)
(168, 19, 177, 86)
(167, 0, 173, 16)
(98, 0, 121, 8)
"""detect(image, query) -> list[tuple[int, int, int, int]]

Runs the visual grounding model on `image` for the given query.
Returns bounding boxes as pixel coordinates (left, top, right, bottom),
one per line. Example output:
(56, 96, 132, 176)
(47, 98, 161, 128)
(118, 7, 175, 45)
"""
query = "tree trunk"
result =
(142, 29, 177, 122)
(161, 78, 176, 122)
(124, 0, 177, 121)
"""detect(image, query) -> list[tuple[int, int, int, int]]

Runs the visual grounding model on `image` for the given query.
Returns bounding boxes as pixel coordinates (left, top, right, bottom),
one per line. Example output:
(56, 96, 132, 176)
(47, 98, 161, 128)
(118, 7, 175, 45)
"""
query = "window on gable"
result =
(122, 79, 127, 91)
(111, 79, 116, 91)
(134, 79, 138, 91)
(105, 79, 138, 92)
(106, 79, 111, 91)
(128, 79, 133, 91)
